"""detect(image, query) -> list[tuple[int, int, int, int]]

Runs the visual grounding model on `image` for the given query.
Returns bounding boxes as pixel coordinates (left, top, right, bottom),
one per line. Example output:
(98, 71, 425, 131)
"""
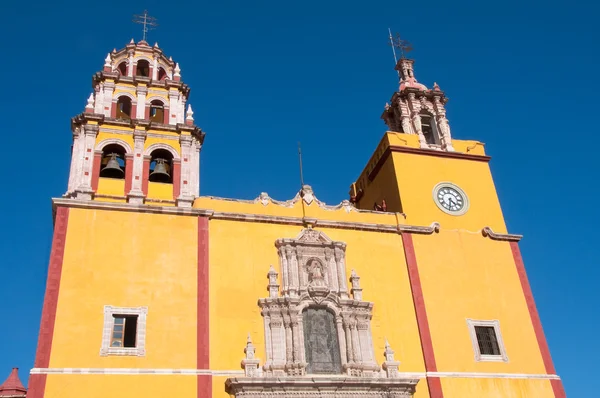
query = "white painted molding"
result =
(466, 319, 509, 363)
(144, 142, 180, 159)
(113, 91, 137, 102)
(95, 138, 134, 154)
(28, 368, 561, 380)
(100, 305, 148, 357)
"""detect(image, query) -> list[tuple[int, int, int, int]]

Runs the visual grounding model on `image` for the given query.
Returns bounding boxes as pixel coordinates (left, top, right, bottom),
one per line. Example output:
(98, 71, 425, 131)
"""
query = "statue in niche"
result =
(307, 259, 326, 287)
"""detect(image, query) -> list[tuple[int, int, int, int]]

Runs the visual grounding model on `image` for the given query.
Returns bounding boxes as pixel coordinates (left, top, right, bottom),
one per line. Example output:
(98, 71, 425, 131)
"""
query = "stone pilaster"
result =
(136, 86, 148, 119)
(73, 124, 98, 200)
(127, 129, 147, 204)
(176, 134, 194, 207)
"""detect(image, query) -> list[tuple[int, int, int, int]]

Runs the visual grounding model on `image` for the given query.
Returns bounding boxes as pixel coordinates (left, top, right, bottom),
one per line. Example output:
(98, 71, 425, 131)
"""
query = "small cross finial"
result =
(388, 31, 413, 60)
(132, 10, 158, 42)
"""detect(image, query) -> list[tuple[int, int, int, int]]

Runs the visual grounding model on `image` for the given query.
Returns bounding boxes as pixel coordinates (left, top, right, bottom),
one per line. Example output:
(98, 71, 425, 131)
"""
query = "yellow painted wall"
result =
(97, 177, 125, 197)
(413, 231, 546, 375)
(208, 219, 429, 398)
(391, 151, 507, 233)
(48, 209, 198, 372)
(440, 377, 555, 397)
(357, 154, 403, 213)
(44, 374, 196, 398)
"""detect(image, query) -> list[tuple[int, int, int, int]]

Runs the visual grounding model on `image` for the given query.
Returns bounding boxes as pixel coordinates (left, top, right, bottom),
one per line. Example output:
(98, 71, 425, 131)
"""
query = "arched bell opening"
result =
(149, 100, 165, 123)
(117, 62, 127, 75)
(148, 149, 173, 184)
(420, 111, 440, 145)
(157, 67, 167, 81)
(99, 144, 126, 179)
(116, 96, 132, 119)
(136, 60, 150, 77)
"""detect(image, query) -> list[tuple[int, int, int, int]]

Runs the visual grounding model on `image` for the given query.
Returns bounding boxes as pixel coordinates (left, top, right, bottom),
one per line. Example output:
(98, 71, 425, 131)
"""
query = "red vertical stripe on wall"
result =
(110, 102, 117, 118)
(27, 207, 70, 398)
(131, 104, 137, 120)
(172, 160, 181, 200)
(124, 155, 134, 195)
(197, 216, 211, 398)
(91, 153, 102, 192)
(510, 242, 566, 398)
(401, 232, 444, 398)
(142, 158, 150, 196)
(163, 108, 170, 124)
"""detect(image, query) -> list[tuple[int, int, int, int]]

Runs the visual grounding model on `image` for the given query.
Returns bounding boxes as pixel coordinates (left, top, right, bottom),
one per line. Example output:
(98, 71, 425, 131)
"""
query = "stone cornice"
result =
(70, 113, 204, 143)
(51, 198, 440, 235)
(92, 72, 191, 97)
(482, 226, 522, 242)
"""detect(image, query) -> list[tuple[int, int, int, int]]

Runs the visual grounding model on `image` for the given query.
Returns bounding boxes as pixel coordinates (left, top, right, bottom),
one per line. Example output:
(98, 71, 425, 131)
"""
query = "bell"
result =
(149, 158, 171, 183)
(100, 153, 124, 178)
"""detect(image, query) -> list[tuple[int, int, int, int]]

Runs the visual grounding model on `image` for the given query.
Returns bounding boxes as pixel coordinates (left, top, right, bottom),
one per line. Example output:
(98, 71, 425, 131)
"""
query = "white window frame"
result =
(100, 305, 148, 356)
(466, 319, 508, 363)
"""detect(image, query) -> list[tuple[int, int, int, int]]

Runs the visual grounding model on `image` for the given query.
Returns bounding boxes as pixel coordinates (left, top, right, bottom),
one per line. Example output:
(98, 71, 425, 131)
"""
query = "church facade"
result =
(24, 40, 565, 398)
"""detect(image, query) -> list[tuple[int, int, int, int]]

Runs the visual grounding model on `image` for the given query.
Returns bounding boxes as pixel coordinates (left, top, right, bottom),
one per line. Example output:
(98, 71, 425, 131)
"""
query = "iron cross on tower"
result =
(387, 29, 413, 64)
(133, 10, 158, 42)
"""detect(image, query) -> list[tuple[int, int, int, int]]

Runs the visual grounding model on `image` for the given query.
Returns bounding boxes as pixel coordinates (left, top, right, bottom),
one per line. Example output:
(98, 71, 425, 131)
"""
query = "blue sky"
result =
(0, 0, 597, 395)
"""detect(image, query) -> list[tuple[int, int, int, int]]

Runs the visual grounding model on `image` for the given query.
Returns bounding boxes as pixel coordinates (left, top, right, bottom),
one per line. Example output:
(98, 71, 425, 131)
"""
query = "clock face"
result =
(433, 183, 469, 215)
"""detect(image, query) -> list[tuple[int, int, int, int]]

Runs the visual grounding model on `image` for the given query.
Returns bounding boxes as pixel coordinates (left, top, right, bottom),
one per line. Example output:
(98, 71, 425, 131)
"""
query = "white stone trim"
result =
(146, 96, 168, 105)
(144, 142, 180, 159)
(29, 368, 560, 380)
(133, 55, 153, 63)
(98, 127, 179, 141)
(95, 138, 133, 154)
(432, 182, 470, 216)
(466, 319, 509, 363)
(100, 306, 148, 357)
(113, 91, 137, 103)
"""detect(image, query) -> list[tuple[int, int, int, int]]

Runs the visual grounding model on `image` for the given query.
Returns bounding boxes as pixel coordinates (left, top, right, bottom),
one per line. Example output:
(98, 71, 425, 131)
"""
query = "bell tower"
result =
(66, 39, 205, 207)
(381, 58, 454, 151)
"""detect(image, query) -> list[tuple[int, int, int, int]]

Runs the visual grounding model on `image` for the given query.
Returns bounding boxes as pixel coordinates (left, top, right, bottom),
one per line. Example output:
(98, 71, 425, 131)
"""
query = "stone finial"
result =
(104, 53, 111, 66)
(186, 104, 194, 125)
(384, 102, 390, 111)
(267, 265, 279, 298)
(174, 63, 181, 81)
(300, 184, 315, 205)
(112, 48, 117, 54)
(382, 339, 400, 378)
(85, 93, 95, 113)
(350, 269, 362, 301)
(241, 334, 261, 377)
(433, 82, 441, 91)
(154, 42, 159, 48)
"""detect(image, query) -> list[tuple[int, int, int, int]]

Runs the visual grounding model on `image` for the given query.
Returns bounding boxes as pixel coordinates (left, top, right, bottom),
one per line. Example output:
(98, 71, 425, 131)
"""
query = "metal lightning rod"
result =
(388, 28, 398, 64)
(298, 142, 305, 188)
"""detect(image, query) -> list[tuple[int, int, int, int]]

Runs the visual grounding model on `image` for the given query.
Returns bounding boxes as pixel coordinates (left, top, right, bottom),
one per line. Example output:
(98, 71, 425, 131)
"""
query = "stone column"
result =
(152, 55, 158, 80)
(94, 84, 104, 114)
(127, 51, 134, 77)
(136, 86, 147, 119)
(279, 246, 289, 296)
(351, 320, 362, 363)
(334, 246, 348, 298)
(176, 134, 194, 207)
(343, 318, 354, 364)
(73, 125, 98, 200)
(336, 318, 348, 367)
(127, 129, 147, 204)
(102, 82, 114, 117)
(168, 90, 179, 125)
(288, 248, 298, 297)
(67, 127, 83, 194)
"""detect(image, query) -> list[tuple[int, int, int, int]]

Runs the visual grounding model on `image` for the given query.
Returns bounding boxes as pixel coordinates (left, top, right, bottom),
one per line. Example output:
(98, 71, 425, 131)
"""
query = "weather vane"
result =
(388, 29, 413, 63)
(133, 10, 158, 42)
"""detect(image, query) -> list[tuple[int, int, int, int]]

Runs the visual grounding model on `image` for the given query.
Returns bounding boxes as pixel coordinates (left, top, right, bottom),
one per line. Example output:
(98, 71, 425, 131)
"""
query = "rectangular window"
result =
(466, 319, 508, 362)
(110, 315, 138, 348)
(101, 306, 147, 356)
(474, 326, 500, 356)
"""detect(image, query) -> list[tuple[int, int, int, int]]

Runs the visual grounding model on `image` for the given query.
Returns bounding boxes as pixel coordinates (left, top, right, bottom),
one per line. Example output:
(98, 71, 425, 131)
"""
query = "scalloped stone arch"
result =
(133, 55, 153, 63)
(146, 96, 168, 105)
(95, 138, 133, 154)
(156, 64, 172, 79)
(113, 92, 137, 103)
(296, 300, 341, 317)
(145, 143, 179, 159)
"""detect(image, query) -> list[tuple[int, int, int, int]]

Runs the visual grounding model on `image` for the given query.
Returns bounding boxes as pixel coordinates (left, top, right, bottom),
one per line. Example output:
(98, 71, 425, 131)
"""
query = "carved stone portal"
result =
(225, 228, 419, 398)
